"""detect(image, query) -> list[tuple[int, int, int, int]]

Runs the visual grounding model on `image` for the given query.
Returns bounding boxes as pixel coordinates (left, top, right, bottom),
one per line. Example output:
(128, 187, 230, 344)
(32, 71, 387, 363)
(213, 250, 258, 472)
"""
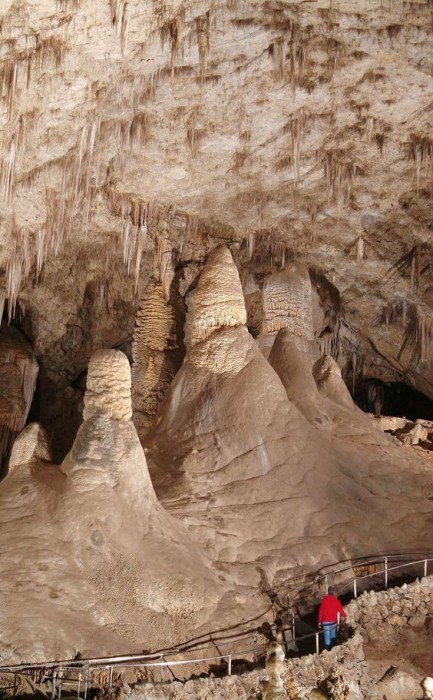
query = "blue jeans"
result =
(322, 622, 337, 648)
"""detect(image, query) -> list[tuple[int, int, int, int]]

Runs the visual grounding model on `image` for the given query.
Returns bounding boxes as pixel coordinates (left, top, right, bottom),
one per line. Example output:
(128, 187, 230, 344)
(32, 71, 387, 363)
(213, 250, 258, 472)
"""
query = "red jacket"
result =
(318, 595, 346, 624)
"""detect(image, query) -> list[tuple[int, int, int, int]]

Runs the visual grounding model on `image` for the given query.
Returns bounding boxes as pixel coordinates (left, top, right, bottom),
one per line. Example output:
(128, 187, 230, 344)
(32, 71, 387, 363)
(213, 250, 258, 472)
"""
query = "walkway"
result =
(0, 552, 432, 698)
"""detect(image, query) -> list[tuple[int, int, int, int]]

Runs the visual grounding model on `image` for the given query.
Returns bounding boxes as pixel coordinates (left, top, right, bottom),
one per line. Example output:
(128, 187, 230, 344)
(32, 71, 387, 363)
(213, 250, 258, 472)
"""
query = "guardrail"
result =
(1, 551, 432, 698)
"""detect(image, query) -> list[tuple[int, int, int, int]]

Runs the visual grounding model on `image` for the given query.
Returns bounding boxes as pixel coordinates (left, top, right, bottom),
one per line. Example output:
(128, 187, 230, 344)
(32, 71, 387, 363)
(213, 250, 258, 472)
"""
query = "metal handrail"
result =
(1, 551, 432, 697)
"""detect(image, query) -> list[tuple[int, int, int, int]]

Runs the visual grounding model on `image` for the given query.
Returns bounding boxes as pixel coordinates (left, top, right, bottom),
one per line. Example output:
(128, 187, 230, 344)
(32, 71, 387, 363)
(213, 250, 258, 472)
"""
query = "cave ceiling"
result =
(0, 0, 433, 410)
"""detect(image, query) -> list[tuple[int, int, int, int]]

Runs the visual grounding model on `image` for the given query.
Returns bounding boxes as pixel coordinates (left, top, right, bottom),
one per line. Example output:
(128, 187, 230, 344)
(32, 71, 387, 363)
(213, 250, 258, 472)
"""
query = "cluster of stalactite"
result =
(407, 133, 433, 191)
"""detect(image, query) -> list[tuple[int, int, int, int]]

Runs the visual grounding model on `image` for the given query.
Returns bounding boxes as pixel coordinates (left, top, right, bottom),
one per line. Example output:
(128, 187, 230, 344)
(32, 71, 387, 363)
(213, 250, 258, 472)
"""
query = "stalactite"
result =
(158, 237, 175, 301)
(322, 148, 358, 210)
(196, 11, 211, 86)
(247, 232, 254, 259)
(160, 7, 186, 79)
(6, 256, 22, 322)
(407, 133, 433, 191)
(415, 307, 433, 366)
(43, 114, 101, 263)
(288, 108, 308, 180)
(1, 133, 17, 204)
(0, 290, 5, 326)
(0, 325, 38, 471)
(272, 37, 286, 81)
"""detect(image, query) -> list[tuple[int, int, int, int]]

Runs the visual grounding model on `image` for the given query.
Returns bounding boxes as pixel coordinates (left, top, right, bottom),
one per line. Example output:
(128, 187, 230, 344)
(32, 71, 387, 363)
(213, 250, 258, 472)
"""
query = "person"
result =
(317, 586, 346, 651)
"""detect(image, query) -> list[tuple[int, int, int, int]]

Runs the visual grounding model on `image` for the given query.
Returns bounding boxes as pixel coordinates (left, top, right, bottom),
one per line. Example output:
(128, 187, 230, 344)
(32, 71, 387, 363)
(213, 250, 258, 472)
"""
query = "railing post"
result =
(109, 666, 113, 688)
(50, 670, 57, 700)
(315, 632, 320, 655)
(325, 574, 328, 591)
(424, 559, 428, 577)
(353, 578, 357, 598)
(384, 556, 388, 588)
(227, 655, 232, 676)
(292, 611, 296, 642)
(77, 673, 81, 699)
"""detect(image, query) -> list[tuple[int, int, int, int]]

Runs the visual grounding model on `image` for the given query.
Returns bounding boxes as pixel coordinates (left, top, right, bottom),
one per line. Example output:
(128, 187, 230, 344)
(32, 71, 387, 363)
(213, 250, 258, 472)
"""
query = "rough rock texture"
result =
(0, 0, 433, 662)
(0, 349, 222, 662)
(132, 282, 184, 437)
(1, 0, 433, 422)
(188, 244, 247, 346)
(83, 349, 132, 420)
(8, 422, 51, 469)
(124, 576, 433, 700)
(0, 325, 38, 473)
(346, 576, 433, 643)
(146, 246, 433, 594)
(127, 634, 367, 700)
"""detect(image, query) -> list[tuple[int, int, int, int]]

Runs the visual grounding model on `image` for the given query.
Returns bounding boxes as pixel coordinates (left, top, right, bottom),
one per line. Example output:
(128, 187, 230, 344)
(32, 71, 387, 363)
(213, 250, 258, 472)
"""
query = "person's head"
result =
(328, 586, 336, 596)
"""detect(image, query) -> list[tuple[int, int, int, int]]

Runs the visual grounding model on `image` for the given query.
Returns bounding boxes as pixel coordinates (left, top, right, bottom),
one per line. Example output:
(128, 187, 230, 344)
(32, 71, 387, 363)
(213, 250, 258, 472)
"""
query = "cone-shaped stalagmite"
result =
(0, 349, 221, 662)
(147, 246, 433, 604)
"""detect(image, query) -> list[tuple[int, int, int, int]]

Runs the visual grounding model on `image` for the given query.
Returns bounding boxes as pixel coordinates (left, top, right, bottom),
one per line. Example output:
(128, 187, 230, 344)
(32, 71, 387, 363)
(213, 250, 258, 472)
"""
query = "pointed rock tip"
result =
(313, 354, 341, 385)
(190, 244, 246, 346)
(84, 349, 132, 421)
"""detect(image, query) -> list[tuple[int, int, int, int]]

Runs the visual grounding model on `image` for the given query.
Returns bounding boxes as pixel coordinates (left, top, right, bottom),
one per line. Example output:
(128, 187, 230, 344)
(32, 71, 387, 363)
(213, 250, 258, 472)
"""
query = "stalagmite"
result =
(83, 349, 132, 421)
(9, 423, 51, 469)
(313, 354, 359, 411)
(132, 282, 184, 436)
(0, 346, 223, 662)
(0, 326, 38, 473)
(260, 642, 288, 700)
(258, 261, 316, 359)
(147, 245, 433, 604)
(189, 244, 246, 346)
(269, 328, 332, 429)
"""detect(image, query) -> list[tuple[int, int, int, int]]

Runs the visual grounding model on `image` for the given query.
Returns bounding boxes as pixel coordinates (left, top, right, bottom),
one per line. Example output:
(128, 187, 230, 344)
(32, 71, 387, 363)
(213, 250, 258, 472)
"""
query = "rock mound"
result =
(0, 350, 221, 662)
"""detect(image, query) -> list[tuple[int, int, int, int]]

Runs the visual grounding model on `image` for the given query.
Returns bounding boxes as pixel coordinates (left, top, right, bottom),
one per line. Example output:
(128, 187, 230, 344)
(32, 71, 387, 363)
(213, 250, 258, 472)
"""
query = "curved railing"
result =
(1, 551, 432, 698)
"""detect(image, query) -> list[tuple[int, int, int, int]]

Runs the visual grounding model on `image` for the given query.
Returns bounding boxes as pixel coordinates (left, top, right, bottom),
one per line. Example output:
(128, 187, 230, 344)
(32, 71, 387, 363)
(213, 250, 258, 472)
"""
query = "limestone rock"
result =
(189, 245, 247, 346)
(83, 349, 132, 421)
(0, 349, 222, 661)
(147, 248, 433, 596)
(132, 283, 184, 435)
(258, 263, 317, 361)
(0, 325, 38, 473)
(8, 422, 51, 468)
(422, 677, 433, 700)
(377, 668, 423, 700)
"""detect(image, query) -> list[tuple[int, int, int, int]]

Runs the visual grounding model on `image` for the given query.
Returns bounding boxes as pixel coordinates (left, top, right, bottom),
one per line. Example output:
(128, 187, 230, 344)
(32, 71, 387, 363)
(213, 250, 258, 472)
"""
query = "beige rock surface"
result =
(0, 0, 433, 665)
(0, 349, 221, 662)
(1, 0, 433, 407)
(132, 282, 184, 436)
(0, 325, 38, 473)
(147, 247, 433, 593)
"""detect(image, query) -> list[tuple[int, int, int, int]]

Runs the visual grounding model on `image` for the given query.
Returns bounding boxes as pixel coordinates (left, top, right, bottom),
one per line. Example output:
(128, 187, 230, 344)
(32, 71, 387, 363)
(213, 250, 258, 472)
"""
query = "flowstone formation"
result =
(147, 246, 433, 593)
(0, 325, 38, 474)
(259, 263, 316, 360)
(0, 349, 222, 662)
(132, 282, 184, 437)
